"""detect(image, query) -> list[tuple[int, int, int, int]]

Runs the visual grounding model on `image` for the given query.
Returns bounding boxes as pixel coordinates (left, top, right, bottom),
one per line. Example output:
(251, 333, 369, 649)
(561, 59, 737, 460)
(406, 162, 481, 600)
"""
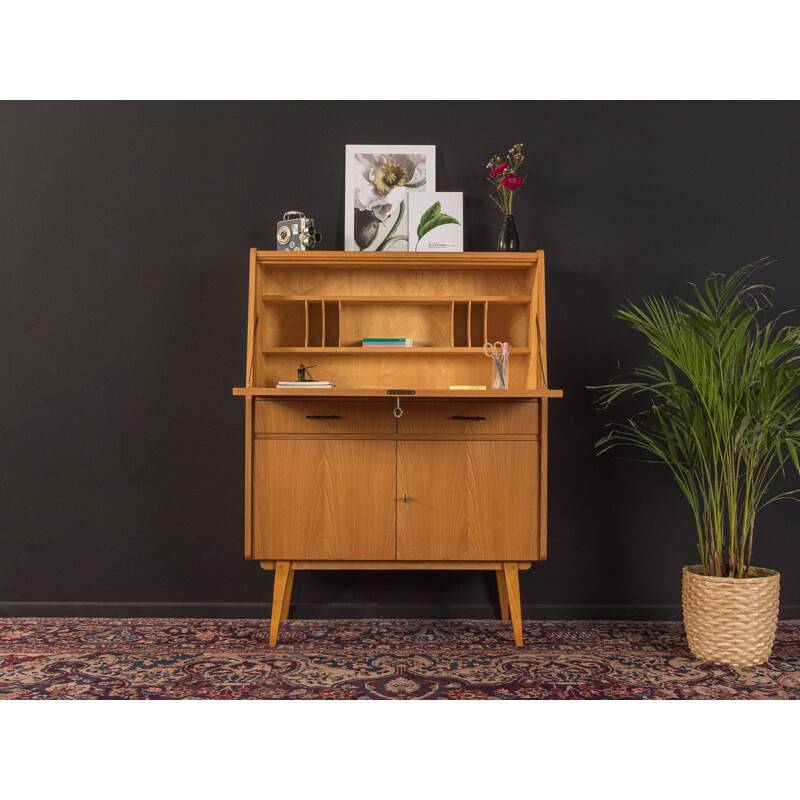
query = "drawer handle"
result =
(306, 414, 341, 419)
(449, 415, 486, 421)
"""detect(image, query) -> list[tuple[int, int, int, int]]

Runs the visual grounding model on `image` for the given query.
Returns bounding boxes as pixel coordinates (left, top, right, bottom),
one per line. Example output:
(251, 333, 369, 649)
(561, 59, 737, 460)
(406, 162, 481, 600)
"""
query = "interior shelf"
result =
(234, 387, 562, 398)
(261, 295, 531, 304)
(260, 347, 532, 355)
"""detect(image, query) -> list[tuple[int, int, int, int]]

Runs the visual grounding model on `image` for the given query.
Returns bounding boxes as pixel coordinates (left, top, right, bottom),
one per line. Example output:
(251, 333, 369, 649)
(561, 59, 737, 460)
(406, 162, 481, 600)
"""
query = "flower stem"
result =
(374, 195, 406, 251)
(376, 235, 408, 251)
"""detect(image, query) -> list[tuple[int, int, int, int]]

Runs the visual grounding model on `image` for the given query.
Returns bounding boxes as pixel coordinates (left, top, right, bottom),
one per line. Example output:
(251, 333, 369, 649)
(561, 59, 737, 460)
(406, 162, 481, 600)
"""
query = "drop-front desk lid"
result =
(232, 388, 563, 398)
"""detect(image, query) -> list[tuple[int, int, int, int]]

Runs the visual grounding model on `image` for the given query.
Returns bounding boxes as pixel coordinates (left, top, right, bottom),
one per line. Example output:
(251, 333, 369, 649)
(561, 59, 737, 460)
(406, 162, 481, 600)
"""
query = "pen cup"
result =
(491, 353, 509, 389)
(484, 342, 510, 389)
(491, 363, 509, 389)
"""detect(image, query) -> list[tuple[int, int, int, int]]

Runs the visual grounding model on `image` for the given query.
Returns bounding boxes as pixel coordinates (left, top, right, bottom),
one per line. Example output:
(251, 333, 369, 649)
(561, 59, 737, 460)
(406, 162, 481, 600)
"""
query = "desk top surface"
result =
(233, 388, 563, 399)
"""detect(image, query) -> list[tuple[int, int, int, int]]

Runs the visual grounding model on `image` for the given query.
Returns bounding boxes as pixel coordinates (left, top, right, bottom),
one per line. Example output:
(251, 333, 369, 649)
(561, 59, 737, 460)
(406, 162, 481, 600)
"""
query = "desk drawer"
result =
(399, 401, 539, 435)
(254, 400, 395, 434)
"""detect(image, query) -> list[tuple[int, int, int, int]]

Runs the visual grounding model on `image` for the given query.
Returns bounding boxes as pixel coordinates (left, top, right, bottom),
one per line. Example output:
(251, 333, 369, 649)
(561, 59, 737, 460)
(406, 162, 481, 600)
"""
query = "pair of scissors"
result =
(483, 341, 508, 388)
(483, 341, 504, 360)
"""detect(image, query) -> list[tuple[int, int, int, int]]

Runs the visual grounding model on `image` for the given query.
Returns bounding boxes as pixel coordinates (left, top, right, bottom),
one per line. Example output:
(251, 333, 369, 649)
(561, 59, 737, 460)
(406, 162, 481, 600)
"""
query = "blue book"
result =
(362, 338, 413, 347)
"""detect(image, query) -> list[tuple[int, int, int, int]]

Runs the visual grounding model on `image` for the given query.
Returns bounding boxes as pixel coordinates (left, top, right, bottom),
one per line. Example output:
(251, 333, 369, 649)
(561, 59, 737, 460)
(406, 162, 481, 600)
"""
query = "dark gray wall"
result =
(2, 101, 798, 618)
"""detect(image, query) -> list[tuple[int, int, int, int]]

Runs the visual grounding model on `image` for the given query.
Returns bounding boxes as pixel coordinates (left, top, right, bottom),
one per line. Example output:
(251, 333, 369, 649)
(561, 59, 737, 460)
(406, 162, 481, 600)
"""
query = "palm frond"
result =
(590, 259, 800, 577)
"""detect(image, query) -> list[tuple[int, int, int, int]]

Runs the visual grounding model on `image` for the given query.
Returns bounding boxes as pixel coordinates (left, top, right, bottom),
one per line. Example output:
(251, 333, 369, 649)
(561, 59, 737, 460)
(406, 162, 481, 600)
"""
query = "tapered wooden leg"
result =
(269, 561, 291, 646)
(280, 566, 295, 621)
(502, 562, 523, 647)
(495, 569, 510, 621)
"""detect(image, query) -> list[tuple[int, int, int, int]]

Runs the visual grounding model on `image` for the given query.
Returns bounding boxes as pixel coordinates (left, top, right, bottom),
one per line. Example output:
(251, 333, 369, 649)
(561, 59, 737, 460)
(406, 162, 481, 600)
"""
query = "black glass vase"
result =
(496, 214, 520, 251)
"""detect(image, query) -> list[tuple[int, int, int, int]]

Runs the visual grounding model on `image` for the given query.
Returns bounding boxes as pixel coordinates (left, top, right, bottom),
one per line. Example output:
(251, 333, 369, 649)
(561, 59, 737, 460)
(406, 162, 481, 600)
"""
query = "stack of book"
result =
(362, 338, 413, 348)
(276, 380, 336, 389)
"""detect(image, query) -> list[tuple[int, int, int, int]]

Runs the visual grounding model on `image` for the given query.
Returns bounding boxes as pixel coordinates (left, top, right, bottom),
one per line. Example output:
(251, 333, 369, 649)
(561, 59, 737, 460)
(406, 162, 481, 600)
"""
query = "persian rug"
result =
(1, 617, 799, 699)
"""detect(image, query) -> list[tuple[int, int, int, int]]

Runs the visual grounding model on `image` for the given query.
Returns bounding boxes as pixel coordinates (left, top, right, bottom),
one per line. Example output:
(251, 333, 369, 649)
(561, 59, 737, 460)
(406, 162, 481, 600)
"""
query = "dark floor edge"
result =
(3, 601, 799, 620)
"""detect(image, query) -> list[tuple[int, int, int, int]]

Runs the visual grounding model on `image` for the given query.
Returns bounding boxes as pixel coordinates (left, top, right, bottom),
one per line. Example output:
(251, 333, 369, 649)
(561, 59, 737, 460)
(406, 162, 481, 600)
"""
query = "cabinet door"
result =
(253, 440, 396, 560)
(397, 441, 539, 561)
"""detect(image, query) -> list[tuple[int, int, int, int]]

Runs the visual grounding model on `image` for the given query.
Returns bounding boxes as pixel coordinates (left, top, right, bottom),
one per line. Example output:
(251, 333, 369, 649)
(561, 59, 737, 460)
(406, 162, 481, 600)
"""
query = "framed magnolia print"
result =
(344, 145, 436, 251)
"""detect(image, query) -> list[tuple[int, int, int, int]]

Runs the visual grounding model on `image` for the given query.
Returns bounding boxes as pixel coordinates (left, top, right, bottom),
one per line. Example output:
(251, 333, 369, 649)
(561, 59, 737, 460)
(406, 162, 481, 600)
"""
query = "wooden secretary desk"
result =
(233, 249, 562, 646)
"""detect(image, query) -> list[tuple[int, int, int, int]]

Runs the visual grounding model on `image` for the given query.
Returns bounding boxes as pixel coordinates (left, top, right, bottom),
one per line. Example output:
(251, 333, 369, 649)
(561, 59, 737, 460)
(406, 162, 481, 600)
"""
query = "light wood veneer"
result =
(235, 250, 560, 646)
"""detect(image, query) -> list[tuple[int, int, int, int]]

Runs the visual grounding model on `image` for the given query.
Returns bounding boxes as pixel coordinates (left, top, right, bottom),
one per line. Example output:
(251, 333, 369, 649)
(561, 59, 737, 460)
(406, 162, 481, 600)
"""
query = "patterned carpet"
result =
(1, 617, 799, 699)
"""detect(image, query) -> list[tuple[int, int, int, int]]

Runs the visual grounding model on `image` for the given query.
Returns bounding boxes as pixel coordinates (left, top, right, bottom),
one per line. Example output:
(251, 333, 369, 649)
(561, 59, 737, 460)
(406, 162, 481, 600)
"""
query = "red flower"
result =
(502, 173, 523, 191)
(490, 162, 508, 178)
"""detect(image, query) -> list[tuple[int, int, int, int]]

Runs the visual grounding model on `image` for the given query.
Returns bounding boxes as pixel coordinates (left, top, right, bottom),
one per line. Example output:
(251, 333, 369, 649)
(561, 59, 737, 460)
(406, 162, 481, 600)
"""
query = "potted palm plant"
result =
(594, 258, 800, 667)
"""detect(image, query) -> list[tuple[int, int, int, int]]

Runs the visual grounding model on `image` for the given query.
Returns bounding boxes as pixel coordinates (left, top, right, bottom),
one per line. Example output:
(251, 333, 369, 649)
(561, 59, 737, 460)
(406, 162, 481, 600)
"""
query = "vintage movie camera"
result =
(276, 211, 321, 251)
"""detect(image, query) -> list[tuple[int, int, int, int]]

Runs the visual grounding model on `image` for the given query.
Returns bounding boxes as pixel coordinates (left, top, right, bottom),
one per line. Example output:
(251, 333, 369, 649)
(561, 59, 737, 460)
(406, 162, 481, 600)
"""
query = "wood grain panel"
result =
(261, 301, 306, 347)
(339, 302, 452, 347)
(453, 301, 469, 347)
(487, 302, 529, 348)
(469, 301, 486, 347)
(252, 440, 396, 560)
(539, 398, 549, 560)
(396, 441, 539, 560)
(260, 265, 532, 296)
(244, 395, 253, 558)
(254, 399, 395, 433)
(256, 252, 539, 270)
(237, 387, 562, 398)
(260, 353, 533, 391)
(307, 300, 323, 347)
(398, 401, 539, 435)
(537, 250, 548, 388)
(246, 248, 258, 386)
(323, 300, 339, 347)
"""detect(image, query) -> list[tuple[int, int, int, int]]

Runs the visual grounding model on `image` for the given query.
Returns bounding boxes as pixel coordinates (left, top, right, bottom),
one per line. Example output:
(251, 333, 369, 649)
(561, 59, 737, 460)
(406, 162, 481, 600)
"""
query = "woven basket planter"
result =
(682, 565, 780, 668)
